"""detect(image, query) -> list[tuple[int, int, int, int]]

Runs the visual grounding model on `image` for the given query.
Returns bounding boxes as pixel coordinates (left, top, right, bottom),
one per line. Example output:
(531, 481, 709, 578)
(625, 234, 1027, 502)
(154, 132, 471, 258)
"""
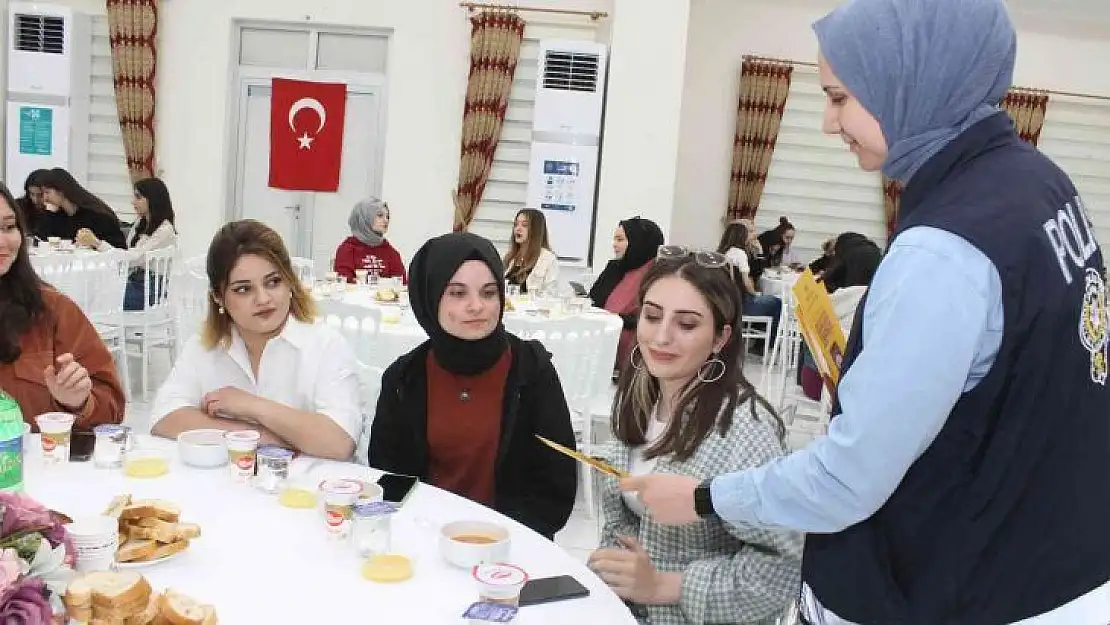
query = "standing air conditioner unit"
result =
(5, 3, 90, 188)
(525, 40, 608, 264)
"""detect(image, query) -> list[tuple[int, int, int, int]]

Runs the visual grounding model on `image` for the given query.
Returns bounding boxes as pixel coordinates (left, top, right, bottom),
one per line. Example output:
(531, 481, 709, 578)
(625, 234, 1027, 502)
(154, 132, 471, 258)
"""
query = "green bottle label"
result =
(0, 437, 23, 490)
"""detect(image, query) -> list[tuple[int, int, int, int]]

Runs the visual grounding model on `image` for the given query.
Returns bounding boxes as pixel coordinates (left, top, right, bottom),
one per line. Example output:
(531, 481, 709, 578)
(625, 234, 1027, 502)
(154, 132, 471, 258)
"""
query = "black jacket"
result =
(35, 206, 126, 249)
(368, 334, 578, 539)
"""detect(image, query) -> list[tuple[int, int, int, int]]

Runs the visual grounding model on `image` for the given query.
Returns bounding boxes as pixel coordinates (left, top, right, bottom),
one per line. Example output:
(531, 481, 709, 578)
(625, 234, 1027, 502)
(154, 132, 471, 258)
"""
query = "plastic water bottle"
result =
(0, 391, 25, 493)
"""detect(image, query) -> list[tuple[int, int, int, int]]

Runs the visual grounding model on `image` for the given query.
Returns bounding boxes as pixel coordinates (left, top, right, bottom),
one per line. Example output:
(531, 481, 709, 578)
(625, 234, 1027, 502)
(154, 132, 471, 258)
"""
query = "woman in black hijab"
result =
(368, 232, 577, 539)
(588, 217, 665, 370)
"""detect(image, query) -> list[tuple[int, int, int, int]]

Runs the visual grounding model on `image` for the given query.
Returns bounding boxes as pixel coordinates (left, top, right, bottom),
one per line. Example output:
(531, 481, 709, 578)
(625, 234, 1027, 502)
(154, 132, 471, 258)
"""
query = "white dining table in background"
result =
(27, 436, 638, 624)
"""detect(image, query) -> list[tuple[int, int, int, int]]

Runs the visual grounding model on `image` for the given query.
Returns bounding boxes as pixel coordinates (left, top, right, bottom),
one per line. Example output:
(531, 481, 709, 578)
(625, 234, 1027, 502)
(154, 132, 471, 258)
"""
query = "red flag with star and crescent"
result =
(268, 77, 347, 192)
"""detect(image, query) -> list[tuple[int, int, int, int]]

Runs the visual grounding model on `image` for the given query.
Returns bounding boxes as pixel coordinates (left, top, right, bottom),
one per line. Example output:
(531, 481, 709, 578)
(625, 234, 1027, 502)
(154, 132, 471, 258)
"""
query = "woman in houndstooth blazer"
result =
(589, 252, 802, 625)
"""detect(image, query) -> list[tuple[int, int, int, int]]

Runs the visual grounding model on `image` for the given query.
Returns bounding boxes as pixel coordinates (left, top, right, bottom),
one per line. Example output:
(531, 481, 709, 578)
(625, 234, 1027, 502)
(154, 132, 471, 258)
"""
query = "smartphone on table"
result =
(518, 575, 590, 607)
(69, 432, 96, 462)
(375, 472, 419, 505)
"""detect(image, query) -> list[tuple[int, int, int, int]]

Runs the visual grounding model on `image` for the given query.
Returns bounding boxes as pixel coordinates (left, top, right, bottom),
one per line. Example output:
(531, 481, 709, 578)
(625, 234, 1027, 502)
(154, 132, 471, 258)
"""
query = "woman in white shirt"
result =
(717, 220, 783, 352)
(76, 177, 178, 310)
(150, 219, 359, 461)
(589, 251, 801, 625)
(503, 208, 559, 295)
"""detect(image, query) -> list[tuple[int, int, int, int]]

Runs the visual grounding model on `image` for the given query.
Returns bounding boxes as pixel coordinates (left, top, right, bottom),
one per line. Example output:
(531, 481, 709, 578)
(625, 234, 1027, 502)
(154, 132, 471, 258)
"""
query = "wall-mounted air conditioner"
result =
(525, 39, 608, 264)
(5, 3, 90, 188)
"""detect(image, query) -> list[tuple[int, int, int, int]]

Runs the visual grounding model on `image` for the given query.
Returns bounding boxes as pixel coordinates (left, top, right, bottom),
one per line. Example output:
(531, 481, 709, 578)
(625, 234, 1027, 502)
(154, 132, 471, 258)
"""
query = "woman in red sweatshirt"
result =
(333, 197, 407, 283)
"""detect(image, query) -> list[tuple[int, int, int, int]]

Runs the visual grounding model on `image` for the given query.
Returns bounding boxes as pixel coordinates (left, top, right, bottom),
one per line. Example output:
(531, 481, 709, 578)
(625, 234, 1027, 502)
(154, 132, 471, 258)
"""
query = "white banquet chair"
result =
(169, 256, 212, 358)
(120, 247, 178, 399)
(77, 252, 133, 401)
(292, 256, 315, 286)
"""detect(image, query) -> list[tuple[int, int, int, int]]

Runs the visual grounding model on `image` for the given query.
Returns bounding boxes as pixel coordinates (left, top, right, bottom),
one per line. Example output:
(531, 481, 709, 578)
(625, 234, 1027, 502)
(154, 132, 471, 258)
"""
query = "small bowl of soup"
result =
(439, 520, 511, 568)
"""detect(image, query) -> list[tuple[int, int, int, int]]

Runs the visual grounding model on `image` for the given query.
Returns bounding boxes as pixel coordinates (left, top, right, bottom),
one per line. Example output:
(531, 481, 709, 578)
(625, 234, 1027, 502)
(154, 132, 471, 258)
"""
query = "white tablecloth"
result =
(759, 271, 800, 301)
(26, 437, 636, 624)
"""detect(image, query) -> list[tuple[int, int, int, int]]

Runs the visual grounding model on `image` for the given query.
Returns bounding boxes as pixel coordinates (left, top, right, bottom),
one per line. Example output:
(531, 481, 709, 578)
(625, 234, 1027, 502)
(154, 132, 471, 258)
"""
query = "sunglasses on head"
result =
(656, 245, 728, 269)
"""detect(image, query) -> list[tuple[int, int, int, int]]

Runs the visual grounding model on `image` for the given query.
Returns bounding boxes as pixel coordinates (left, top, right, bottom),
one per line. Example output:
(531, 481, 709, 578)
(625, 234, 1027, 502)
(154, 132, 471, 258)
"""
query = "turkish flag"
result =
(268, 77, 347, 192)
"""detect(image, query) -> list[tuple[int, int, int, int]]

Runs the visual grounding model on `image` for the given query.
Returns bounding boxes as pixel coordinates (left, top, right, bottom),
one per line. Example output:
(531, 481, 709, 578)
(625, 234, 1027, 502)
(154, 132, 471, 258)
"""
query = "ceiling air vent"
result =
(541, 50, 600, 93)
(14, 14, 65, 54)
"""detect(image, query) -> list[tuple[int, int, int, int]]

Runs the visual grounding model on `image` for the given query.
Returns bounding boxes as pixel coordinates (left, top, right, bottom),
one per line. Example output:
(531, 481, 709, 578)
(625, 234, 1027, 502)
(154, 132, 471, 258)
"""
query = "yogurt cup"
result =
(225, 430, 261, 481)
(92, 424, 128, 469)
(320, 478, 362, 539)
(253, 445, 293, 493)
(473, 563, 528, 607)
(36, 412, 75, 464)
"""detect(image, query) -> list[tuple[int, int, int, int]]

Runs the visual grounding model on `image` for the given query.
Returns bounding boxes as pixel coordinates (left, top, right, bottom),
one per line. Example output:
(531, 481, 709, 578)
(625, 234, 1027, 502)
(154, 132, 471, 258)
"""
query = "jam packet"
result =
(463, 602, 518, 623)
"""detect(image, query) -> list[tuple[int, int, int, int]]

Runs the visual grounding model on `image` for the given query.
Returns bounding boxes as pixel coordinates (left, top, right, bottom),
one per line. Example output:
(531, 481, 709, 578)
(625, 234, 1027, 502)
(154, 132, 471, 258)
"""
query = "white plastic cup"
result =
(473, 563, 528, 607)
(225, 430, 261, 482)
(66, 516, 118, 572)
(320, 478, 362, 540)
(36, 412, 75, 464)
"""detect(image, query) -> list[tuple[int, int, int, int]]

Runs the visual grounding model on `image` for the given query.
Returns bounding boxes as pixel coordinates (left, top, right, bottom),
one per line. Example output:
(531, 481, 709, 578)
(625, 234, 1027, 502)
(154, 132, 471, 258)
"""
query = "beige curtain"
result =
(726, 60, 794, 221)
(1001, 88, 1050, 146)
(107, 0, 158, 182)
(452, 10, 526, 232)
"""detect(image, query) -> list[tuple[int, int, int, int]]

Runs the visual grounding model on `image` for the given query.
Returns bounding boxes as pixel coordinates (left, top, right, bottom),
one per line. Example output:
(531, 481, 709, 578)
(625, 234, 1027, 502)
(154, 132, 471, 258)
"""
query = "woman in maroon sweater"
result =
(333, 198, 407, 283)
(368, 232, 577, 539)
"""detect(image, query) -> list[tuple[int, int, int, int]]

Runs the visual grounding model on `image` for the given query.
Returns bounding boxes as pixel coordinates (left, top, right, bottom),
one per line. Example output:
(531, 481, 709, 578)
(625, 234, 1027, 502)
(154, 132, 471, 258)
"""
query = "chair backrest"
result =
(352, 364, 385, 467)
(80, 252, 130, 324)
(170, 257, 212, 348)
(142, 246, 176, 312)
(291, 257, 315, 286)
(320, 301, 383, 369)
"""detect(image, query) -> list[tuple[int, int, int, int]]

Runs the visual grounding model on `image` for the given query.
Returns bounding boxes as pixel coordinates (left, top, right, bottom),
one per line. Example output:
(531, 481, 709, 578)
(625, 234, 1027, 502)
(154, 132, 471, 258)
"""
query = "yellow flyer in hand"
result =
(792, 269, 847, 393)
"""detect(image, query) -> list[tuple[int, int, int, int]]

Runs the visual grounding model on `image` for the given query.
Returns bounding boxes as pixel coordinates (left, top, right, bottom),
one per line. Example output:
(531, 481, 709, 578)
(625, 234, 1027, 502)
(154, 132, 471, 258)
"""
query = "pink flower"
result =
(0, 577, 53, 624)
(0, 493, 53, 538)
(0, 549, 21, 597)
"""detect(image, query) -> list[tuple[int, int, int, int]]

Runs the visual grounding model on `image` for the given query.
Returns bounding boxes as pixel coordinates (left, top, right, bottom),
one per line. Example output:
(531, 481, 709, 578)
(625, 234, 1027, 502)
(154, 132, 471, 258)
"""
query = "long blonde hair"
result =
(200, 220, 316, 349)
(504, 209, 552, 279)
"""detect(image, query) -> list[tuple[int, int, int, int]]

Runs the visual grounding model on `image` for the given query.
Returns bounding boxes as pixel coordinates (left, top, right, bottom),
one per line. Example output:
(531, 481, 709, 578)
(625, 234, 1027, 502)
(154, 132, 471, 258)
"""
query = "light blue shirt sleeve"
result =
(712, 226, 1004, 533)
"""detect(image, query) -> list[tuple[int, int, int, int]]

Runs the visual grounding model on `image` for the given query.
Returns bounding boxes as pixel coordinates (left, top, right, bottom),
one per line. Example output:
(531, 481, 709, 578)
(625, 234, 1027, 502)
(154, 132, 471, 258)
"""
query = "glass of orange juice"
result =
(123, 449, 169, 478)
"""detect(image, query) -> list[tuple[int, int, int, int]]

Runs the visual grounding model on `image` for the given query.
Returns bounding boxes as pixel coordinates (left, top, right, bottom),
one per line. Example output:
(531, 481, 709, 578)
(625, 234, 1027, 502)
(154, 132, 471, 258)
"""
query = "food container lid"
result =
(320, 478, 362, 495)
(93, 425, 125, 436)
(256, 445, 293, 460)
(472, 563, 528, 587)
(462, 602, 519, 623)
(352, 501, 397, 518)
(225, 430, 261, 443)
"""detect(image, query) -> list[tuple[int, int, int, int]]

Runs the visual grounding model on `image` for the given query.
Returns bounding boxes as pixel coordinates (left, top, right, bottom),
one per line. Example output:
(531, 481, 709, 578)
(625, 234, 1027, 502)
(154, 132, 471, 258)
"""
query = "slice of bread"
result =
(124, 593, 161, 625)
(129, 518, 179, 543)
(158, 590, 217, 625)
(65, 570, 152, 611)
(121, 500, 181, 523)
(134, 540, 189, 563)
(104, 494, 133, 519)
(117, 539, 159, 563)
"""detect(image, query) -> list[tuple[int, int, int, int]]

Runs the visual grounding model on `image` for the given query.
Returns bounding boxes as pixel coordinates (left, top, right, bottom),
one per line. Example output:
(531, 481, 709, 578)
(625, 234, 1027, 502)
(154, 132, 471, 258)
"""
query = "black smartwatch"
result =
(694, 478, 717, 518)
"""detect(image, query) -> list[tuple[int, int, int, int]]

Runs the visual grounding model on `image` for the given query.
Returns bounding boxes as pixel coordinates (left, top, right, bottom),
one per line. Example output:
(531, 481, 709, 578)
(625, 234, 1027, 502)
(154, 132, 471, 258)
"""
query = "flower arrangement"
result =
(0, 492, 76, 624)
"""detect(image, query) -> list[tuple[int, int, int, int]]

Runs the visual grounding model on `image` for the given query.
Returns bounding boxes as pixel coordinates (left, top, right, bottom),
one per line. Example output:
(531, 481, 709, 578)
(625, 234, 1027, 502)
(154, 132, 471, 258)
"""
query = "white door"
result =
(233, 82, 384, 273)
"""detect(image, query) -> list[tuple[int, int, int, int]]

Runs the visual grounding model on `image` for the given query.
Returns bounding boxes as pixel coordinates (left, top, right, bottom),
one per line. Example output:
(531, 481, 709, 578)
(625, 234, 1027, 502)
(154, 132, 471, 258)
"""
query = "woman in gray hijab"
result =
(621, 1, 1110, 623)
(333, 197, 408, 283)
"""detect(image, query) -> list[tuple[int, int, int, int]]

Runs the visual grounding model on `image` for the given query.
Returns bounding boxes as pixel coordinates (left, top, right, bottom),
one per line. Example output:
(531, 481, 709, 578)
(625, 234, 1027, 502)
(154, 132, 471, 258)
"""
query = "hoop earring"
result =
(629, 344, 645, 371)
(697, 353, 726, 383)
(218, 305, 225, 315)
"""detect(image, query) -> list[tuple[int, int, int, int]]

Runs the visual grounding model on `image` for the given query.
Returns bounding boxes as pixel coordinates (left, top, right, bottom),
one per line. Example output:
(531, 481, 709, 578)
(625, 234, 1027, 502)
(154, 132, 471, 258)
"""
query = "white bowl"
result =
(439, 520, 511, 569)
(177, 429, 229, 468)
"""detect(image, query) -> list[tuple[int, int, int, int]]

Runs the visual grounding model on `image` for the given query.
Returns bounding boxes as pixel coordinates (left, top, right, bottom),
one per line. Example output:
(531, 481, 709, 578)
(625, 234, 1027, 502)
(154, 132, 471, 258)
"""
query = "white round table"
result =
(26, 436, 637, 624)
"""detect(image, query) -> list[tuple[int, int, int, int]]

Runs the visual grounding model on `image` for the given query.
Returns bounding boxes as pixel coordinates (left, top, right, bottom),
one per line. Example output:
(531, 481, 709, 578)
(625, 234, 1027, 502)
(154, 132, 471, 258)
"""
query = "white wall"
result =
(671, 0, 1110, 254)
(2, 0, 615, 261)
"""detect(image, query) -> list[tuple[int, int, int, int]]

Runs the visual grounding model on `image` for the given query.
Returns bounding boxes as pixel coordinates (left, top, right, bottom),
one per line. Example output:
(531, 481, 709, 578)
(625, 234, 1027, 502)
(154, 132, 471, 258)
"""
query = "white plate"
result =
(115, 550, 185, 569)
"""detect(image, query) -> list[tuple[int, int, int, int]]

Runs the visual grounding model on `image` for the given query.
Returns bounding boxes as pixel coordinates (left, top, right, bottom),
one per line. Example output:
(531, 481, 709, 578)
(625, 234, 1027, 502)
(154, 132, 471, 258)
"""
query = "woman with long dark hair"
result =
(624, 1, 1110, 622)
(17, 169, 48, 236)
(756, 217, 799, 269)
(36, 168, 126, 249)
(589, 250, 801, 624)
(77, 177, 178, 310)
(503, 208, 559, 295)
(717, 220, 783, 345)
(0, 182, 125, 429)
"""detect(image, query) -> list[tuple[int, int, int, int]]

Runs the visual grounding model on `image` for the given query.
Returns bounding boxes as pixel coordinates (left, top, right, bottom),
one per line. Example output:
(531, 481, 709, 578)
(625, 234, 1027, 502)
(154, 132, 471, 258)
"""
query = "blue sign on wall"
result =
(18, 107, 53, 156)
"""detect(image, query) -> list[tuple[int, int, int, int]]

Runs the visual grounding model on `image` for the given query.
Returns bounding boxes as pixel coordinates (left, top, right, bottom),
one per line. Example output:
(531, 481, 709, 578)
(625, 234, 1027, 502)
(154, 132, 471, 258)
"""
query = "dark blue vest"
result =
(803, 112, 1110, 624)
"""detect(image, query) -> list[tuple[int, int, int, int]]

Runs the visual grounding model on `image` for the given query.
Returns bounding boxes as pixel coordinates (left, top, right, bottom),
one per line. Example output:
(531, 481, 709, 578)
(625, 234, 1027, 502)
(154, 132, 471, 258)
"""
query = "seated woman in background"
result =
(0, 183, 125, 429)
(718, 221, 782, 352)
(799, 236, 881, 400)
(757, 216, 800, 269)
(17, 169, 48, 237)
(808, 237, 837, 277)
(150, 220, 359, 460)
(37, 168, 126, 249)
(589, 252, 802, 624)
(503, 208, 560, 295)
(76, 177, 178, 311)
(588, 217, 665, 369)
(333, 198, 407, 283)
(369, 232, 577, 539)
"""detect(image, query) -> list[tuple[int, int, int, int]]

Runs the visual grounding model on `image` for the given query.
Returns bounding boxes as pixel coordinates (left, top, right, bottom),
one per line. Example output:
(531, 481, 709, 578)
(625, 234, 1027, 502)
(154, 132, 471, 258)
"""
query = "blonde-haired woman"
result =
(151, 220, 359, 460)
(504, 208, 559, 295)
